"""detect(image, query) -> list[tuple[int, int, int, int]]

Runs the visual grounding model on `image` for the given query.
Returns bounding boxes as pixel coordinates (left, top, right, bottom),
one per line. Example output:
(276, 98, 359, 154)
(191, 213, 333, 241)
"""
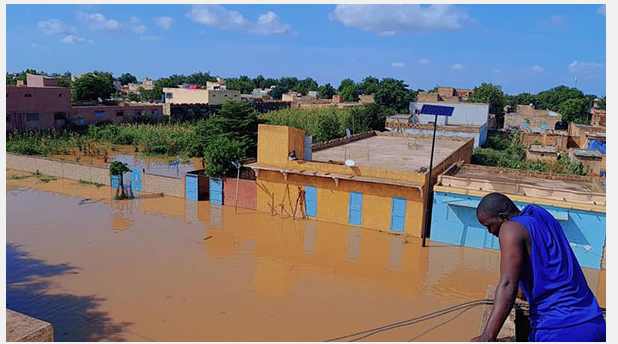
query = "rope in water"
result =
(324, 299, 494, 342)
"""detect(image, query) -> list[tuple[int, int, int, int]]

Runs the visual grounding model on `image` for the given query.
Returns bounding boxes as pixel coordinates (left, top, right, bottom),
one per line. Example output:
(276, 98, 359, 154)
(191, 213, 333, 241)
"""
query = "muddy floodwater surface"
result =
(6, 169, 605, 341)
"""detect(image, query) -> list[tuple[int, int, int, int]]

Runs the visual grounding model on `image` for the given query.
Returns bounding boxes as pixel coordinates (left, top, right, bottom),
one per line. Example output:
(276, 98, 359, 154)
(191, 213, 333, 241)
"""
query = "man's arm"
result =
(472, 222, 528, 341)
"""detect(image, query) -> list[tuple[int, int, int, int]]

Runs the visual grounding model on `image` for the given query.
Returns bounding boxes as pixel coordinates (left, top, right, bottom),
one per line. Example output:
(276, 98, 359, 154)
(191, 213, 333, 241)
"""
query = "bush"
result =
(204, 136, 246, 178)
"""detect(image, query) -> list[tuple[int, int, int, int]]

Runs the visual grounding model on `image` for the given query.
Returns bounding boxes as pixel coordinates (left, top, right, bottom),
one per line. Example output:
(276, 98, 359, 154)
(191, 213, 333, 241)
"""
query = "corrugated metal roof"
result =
(529, 145, 557, 153)
(574, 149, 602, 158)
(420, 104, 454, 116)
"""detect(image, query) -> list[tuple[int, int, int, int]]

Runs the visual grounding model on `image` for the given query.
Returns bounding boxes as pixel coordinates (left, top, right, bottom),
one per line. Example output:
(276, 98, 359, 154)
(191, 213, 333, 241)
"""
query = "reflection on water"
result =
(112, 154, 198, 178)
(6, 171, 606, 341)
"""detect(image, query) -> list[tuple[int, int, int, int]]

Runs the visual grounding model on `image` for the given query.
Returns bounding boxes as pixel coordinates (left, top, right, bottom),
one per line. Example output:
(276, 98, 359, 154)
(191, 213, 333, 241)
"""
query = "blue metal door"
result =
(186, 174, 198, 201)
(130, 168, 142, 191)
(209, 178, 223, 205)
(110, 175, 120, 189)
(305, 186, 317, 218)
(390, 197, 407, 232)
(348, 192, 363, 226)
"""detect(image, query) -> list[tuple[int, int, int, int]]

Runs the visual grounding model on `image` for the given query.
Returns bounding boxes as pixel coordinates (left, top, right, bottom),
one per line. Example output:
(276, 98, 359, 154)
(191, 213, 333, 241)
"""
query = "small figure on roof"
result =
(288, 150, 298, 161)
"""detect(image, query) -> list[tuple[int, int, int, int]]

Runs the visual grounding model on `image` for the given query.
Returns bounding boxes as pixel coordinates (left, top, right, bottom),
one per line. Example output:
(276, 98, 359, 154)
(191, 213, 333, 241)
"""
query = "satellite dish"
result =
(97, 97, 103, 103)
(346, 128, 351, 138)
(345, 159, 355, 167)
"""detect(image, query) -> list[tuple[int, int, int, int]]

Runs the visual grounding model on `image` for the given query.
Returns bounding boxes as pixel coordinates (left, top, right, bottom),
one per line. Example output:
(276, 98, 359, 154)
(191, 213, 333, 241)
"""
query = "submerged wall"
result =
(430, 191, 606, 270)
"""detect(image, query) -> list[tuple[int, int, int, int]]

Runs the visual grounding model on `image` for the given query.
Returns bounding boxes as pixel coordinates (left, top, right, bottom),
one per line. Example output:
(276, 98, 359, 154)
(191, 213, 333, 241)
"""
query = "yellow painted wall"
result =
(254, 125, 474, 238)
(256, 169, 427, 237)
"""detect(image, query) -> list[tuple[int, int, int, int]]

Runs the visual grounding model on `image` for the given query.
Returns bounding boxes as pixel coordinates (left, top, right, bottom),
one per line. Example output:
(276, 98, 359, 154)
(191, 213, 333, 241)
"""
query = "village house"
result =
(503, 104, 563, 132)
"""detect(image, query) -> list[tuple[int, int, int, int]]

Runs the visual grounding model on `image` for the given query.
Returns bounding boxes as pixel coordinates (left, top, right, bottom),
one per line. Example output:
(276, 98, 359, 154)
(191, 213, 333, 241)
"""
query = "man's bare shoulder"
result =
(499, 221, 529, 244)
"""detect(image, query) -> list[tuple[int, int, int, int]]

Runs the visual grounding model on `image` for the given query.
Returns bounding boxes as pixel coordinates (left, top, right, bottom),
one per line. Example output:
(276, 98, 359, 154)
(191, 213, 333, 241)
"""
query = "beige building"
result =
(504, 104, 563, 132)
(526, 145, 558, 163)
(569, 148, 603, 176)
(162, 88, 241, 105)
(206, 77, 227, 90)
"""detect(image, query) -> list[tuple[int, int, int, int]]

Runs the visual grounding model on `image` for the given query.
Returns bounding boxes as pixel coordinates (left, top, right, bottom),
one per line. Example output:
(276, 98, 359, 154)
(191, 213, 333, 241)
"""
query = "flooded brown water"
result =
(6, 169, 605, 341)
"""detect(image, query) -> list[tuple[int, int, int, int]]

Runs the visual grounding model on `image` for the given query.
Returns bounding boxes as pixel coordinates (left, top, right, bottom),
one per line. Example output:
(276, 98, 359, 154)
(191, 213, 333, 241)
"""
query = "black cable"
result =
(324, 299, 493, 342)
(407, 304, 479, 342)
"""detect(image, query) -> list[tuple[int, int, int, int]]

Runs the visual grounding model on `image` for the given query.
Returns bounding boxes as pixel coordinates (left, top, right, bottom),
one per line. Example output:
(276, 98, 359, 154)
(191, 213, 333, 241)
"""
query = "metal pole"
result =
(422, 113, 438, 247)
(234, 167, 240, 213)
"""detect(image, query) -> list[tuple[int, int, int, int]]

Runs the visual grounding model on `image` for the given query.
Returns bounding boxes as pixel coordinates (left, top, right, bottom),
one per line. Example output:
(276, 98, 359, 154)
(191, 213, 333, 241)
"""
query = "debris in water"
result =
(203, 235, 213, 241)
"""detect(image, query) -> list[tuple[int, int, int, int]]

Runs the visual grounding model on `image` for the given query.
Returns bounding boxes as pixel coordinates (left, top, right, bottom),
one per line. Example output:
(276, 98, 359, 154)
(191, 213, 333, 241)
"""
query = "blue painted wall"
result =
(430, 191, 606, 269)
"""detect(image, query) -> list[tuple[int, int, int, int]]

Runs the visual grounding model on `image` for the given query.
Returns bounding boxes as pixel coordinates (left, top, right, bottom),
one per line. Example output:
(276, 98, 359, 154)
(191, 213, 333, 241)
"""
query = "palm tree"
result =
(109, 161, 131, 199)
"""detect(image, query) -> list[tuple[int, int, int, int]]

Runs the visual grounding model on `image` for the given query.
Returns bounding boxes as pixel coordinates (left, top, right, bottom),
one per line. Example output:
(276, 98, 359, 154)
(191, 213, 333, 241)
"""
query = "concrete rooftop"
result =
(311, 134, 469, 173)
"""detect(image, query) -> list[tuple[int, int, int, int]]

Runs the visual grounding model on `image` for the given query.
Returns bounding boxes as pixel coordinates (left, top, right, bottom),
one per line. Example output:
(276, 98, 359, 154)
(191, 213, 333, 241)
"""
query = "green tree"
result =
(118, 73, 137, 85)
(318, 83, 337, 99)
(277, 76, 299, 92)
(535, 85, 585, 110)
(109, 161, 131, 199)
(71, 71, 115, 101)
(185, 71, 217, 86)
(469, 83, 506, 122)
(338, 78, 356, 92)
(6, 73, 16, 85)
(359, 76, 379, 95)
(269, 85, 286, 100)
(340, 85, 359, 102)
(292, 77, 319, 95)
(127, 93, 140, 102)
(374, 78, 413, 112)
(557, 98, 590, 124)
(349, 103, 394, 133)
(226, 75, 254, 94)
(204, 136, 246, 178)
(216, 101, 261, 156)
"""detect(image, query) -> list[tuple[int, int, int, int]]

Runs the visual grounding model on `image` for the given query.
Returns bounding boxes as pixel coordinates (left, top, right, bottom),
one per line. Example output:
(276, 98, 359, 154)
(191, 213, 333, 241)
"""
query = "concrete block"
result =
(6, 309, 53, 342)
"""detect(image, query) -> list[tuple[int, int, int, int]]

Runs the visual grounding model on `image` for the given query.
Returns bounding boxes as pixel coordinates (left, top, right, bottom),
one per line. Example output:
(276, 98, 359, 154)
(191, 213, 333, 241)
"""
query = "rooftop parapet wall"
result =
(437, 163, 605, 208)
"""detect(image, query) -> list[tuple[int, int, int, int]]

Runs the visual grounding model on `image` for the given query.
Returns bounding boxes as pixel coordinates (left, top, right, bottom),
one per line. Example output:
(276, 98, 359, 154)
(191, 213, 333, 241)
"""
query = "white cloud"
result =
(187, 5, 294, 35)
(598, 5, 606, 17)
(30, 43, 38, 49)
(132, 24, 147, 34)
(391, 61, 406, 68)
(62, 35, 94, 44)
(186, 5, 248, 30)
(140, 35, 161, 41)
(451, 63, 465, 70)
(38, 19, 75, 35)
(493, 68, 502, 74)
(418, 59, 432, 65)
(153, 16, 175, 30)
(568, 60, 604, 75)
(252, 12, 294, 35)
(531, 65, 544, 73)
(329, 4, 469, 35)
(130, 16, 141, 24)
(77, 12, 122, 33)
(541, 15, 567, 27)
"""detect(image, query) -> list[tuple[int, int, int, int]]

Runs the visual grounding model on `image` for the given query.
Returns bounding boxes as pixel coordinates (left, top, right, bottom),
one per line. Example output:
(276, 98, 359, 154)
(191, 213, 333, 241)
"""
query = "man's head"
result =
(476, 193, 520, 236)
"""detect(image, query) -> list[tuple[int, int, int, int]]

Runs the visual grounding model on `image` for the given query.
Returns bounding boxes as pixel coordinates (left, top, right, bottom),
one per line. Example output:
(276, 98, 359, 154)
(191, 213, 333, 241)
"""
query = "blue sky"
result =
(6, 4, 607, 96)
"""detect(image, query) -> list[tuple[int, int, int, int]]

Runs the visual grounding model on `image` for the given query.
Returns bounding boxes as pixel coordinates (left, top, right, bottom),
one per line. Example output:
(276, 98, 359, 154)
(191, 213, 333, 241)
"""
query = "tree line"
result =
(7, 69, 605, 124)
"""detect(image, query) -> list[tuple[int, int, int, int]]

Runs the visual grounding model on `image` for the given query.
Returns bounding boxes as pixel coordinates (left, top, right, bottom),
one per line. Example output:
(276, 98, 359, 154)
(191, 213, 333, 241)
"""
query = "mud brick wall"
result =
(6, 153, 109, 184)
(311, 131, 377, 152)
(223, 178, 257, 210)
(143, 173, 184, 198)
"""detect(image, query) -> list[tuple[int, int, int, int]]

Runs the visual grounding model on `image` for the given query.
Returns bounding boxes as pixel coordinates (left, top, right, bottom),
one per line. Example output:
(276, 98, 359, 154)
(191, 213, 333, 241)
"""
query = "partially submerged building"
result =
(247, 125, 474, 237)
(429, 164, 606, 269)
(569, 149, 603, 176)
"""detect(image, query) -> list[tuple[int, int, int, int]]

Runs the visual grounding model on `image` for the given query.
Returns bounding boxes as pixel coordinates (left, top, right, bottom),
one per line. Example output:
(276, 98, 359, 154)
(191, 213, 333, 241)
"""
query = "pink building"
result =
(7, 82, 72, 131)
(7, 74, 163, 131)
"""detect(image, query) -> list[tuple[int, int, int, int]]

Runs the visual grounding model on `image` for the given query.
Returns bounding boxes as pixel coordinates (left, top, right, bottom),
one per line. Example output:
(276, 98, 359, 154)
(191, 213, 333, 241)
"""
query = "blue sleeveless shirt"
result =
(511, 205, 603, 329)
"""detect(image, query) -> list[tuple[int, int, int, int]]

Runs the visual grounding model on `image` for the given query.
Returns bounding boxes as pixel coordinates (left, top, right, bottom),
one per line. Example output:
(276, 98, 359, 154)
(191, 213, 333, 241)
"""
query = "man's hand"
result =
(470, 333, 495, 342)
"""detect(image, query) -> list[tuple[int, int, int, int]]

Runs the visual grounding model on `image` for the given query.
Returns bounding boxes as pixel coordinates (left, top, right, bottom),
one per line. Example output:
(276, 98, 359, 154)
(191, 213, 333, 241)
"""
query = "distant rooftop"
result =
(573, 149, 603, 158)
(529, 145, 557, 153)
(311, 133, 471, 173)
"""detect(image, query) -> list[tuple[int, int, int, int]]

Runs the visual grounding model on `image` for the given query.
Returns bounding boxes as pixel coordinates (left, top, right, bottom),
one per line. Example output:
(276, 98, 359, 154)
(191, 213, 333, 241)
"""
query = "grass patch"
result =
(78, 179, 104, 187)
(7, 174, 32, 180)
(32, 171, 57, 183)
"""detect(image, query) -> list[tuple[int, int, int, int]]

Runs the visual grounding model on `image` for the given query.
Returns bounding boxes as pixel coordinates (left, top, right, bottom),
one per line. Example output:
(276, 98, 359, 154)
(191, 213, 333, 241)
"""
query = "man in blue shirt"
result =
(471, 192, 605, 342)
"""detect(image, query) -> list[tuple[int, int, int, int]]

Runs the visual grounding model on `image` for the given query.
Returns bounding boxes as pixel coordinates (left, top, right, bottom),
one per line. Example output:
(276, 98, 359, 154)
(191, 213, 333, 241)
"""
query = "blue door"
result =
(130, 168, 142, 191)
(186, 174, 198, 201)
(209, 178, 223, 205)
(390, 197, 407, 232)
(348, 192, 363, 226)
(305, 186, 317, 218)
(110, 175, 120, 189)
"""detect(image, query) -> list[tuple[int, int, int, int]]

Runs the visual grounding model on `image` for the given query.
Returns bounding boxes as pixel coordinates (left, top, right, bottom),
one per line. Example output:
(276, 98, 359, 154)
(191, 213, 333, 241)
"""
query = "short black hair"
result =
(476, 192, 519, 219)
